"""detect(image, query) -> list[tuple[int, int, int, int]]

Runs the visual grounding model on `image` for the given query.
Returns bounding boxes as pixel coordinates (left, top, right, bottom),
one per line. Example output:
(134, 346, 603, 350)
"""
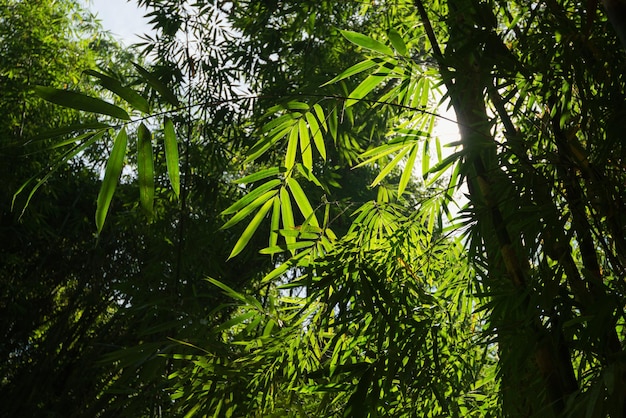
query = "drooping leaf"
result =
(34, 86, 130, 120)
(235, 167, 286, 184)
(32, 122, 112, 140)
(228, 197, 274, 259)
(222, 179, 282, 216)
(137, 122, 155, 214)
(305, 112, 326, 160)
(84, 69, 151, 113)
(285, 124, 299, 170)
(280, 187, 296, 246)
(346, 73, 389, 107)
(322, 59, 379, 86)
(340, 30, 394, 56)
(387, 28, 407, 55)
(287, 177, 319, 227)
(399, 144, 419, 195)
(370, 146, 411, 187)
(96, 128, 128, 233)
(221, 189, 278, 229)
(163, 117, 180, 197)
(298, 118, 313, 170)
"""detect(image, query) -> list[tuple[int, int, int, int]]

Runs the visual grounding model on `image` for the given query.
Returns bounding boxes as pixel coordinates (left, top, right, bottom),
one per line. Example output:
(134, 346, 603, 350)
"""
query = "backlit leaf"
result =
(228, 197, 274, 259)
(387, 28, 407, 55)
(341, 30, 394, 56)
(287, 177, 319, 227)
(305, 112, 326, 160)
(298, 118, 313, 170)
(96, 128, 128, 232)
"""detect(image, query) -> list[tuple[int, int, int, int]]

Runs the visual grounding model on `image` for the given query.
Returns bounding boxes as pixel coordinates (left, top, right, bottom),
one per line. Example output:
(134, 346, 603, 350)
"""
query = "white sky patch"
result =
(83, 0, 152, 46)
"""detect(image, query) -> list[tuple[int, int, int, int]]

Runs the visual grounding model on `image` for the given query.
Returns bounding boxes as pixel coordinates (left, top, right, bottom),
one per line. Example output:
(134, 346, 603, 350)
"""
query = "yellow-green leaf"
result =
(305, 112, 326, 160)
(222, 179, 281, 215)
(387, 28, 407, 55)
(298, 118, 313, 171)
(96, 128, 128, 232)
(280, 187, 296, 246)
(399, 144, 419, 195)
(221, 189, 278, 229)
(228, 198, 274, 259)
(341, 30, 394, 56)
(287, 177, 319, 227)
(285, 125, 299, 170)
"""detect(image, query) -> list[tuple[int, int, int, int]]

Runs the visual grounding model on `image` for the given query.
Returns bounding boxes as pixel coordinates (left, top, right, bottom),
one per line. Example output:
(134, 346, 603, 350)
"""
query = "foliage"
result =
(8, 0, 626, 417)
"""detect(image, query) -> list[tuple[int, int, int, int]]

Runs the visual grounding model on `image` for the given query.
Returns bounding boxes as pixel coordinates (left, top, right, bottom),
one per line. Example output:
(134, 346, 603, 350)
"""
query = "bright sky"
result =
(84, 0, 151, 46)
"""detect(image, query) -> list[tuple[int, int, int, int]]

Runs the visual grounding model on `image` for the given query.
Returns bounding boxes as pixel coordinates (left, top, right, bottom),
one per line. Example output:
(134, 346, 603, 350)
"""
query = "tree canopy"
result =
(3, 0, 626, 416)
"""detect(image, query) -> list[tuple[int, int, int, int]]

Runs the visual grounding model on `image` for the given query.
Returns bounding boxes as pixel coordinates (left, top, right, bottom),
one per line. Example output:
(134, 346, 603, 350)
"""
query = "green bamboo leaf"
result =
(286, 101, 310, 110)
(321, 59, 378, 86)
(221, 189, 278, 229)
(305, 112, 326, 160)
(222, 179, 282, 215)
(235, 167, 286, 184)
(163, 117, 180, 198)
(399, 144, 419, 195)
(259, 241, 315, 255)
(96, 128, 128, 232)
(287, 177, 319, 227)
(340, 30, 394, 56)
(422, 139, 431, 178)
(84, 69, 150, 113)
(298, 118, 313, 170)
(245, 125, 292, 164)
(228, 197, 274, 259)
(346, 73, 388, 107)
(137, 122, 155, 214)
(280, 187, 296, 246)
(312, 104, 327, 131)
(132, 62, 179, 106)
(34, 86, 130, 120)
(206, 277, 263, 310)
(370, 146, 411, 187)
(355, 143, 408, 168)
(387, 28, 407, 55)
(285, 125, 299, 170)
(270, 196, 281, 250)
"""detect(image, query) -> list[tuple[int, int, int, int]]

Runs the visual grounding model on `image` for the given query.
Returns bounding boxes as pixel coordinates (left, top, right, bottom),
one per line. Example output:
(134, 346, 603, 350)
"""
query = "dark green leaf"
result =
(96, 128, 128, 232)
(34, 86, 130, 120)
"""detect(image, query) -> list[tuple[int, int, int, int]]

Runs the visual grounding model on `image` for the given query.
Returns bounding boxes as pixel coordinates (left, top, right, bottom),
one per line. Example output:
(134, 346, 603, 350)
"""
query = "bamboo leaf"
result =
(280, 187, 296, 246)
(132, 62, 179, 106)
(285, 125, 299, 170)
(259, 241, 315, 255)
(137, 123, 155, 214)
(305, 112, 326, 160)
(270, 196, 281, 250)
(321, 59, 378, 86)
(84, 69, 150, 113)
(370, 146, 411, 187)
(387, 28, 407, 55)
(163, 117, 180, 197)
(228, 197, 274, 259)
(222, 179, 282, 215)
(96, 128, 128, 233)
(346, 74, 388, 107)
(287, 177, 319, 227)
(245, 125, 292, 164)
(221, 189, 278, 229)
(313, 104, 328, 131)
(340, 30, 394, 56)
(235, 167, 286, 184)
(34, 86, 130, 120)
(298, 118, 313, 170)
(399, 144, 419, 195)
(33, 122, 111, 140)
